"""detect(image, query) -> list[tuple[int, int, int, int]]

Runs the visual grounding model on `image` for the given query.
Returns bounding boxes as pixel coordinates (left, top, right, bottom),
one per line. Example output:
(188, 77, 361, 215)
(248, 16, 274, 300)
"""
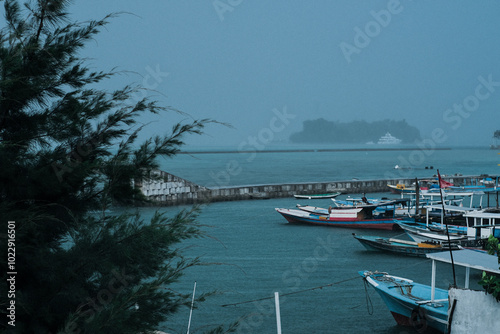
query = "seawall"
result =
(138, 170, 498, 206)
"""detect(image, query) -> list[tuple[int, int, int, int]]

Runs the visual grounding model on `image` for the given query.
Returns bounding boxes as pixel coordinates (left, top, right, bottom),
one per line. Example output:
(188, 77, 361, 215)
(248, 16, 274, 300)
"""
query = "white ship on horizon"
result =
(377, 132, 402, 145)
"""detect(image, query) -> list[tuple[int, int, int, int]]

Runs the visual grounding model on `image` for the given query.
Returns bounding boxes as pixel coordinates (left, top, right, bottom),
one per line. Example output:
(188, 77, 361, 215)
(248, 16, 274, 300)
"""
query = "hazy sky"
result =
(40, 1, 500, 147)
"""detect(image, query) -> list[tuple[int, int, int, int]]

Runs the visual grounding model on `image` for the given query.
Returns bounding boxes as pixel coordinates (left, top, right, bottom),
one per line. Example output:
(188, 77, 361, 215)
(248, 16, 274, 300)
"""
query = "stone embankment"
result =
(137, 170, 497, 206)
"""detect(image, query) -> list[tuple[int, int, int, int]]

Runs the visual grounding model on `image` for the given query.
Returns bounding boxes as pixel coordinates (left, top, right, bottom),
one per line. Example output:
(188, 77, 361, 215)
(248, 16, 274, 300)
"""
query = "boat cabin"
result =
(464, 208, 500, 239)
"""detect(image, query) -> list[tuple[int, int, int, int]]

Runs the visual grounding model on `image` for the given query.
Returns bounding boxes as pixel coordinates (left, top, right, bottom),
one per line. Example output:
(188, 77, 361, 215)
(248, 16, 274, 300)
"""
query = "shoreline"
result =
(179, 147, 453, 154)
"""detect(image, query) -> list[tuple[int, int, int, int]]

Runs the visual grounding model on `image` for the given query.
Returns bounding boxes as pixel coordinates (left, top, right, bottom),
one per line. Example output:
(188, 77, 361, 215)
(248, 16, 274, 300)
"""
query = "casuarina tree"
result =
(0, 1, 229, 333)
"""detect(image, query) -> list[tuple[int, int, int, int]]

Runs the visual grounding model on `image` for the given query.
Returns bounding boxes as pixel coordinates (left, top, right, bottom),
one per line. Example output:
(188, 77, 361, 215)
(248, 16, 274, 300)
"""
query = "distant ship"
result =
(377, 132, 402, 145)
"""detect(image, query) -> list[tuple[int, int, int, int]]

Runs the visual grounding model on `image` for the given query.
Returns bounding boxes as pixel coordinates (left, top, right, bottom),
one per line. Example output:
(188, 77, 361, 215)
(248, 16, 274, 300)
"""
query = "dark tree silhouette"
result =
(0, 1, 232, 333)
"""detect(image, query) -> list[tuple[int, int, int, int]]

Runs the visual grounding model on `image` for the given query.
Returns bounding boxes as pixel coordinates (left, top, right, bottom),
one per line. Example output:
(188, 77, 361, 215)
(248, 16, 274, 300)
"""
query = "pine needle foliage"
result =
(0, 1, 222, 333)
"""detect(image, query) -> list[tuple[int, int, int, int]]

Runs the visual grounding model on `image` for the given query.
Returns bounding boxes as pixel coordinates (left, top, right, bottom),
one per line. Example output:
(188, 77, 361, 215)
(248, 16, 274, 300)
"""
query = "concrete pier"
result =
(448, 288, 500, 333)
(138, 170, 498, 206)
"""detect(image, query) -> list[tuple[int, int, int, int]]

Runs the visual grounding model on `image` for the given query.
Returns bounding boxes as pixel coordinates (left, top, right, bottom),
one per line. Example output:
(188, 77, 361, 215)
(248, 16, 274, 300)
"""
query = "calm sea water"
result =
(135, 146, 498, 333)
(161, 145, 500, 188)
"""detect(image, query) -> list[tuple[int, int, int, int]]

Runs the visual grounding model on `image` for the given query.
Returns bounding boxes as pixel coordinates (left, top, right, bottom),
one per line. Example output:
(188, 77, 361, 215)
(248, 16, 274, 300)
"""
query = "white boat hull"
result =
(398, 223, 467, 244)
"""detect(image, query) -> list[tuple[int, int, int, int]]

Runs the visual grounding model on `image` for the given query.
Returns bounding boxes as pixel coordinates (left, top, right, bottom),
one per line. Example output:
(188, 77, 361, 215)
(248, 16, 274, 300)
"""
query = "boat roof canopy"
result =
(426, 249, 500, 274)
(423, 204, 477, 212)
(464, 210, 500, 218)
(378, 199, 409, 205)
(361, 199, 410, 209)
(421, 191, 485, 197)
(483, 188, 500, 193)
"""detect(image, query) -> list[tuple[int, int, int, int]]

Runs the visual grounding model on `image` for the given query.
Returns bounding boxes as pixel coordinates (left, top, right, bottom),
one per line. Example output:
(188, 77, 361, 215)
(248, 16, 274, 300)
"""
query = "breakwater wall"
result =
(138, 170, 498, 206)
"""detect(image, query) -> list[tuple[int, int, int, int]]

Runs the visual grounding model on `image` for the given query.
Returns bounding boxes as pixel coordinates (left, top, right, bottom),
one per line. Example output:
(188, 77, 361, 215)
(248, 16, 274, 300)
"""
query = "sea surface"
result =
(131, 145, 499, 333)
(161, 144, 500, 188)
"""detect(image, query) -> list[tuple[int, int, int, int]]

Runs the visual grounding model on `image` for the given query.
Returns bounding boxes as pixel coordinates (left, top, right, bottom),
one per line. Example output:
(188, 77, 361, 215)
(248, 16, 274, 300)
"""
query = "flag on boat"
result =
(437, 170, 453, 188)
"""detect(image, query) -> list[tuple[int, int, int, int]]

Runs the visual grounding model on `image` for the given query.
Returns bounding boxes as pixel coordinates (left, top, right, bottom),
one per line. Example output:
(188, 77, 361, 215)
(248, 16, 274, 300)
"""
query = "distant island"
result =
(290, 119, 421, 144)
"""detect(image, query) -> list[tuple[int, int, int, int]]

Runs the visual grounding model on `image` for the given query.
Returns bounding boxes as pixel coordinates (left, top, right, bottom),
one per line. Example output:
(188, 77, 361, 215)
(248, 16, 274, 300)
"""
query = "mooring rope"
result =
(221, 276, 360, 307)
(363, 278, 374, 315)
(221, 256, 433, 308)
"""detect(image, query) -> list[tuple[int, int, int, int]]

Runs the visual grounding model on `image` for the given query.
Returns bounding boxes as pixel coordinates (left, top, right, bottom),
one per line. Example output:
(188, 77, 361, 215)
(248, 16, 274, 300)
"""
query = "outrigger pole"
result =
(437, 169, 457, 288)
(415, 177, 420, 219)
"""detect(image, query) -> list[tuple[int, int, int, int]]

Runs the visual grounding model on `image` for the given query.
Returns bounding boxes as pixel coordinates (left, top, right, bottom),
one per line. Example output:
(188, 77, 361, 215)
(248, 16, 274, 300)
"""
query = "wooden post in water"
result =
(187, 281, 197, 334)
(415, 177, 420, 218)
(275, 292, 282, 334)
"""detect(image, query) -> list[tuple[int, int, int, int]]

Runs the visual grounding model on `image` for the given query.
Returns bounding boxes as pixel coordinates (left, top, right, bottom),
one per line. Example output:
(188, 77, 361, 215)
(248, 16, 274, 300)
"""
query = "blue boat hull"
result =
(360, 271, 449, 333)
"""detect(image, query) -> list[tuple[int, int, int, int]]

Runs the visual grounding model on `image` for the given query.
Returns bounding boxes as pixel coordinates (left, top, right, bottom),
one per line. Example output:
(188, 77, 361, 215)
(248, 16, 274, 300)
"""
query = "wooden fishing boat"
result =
(387, 184, 416, 194)
(360, 249, 500, 333)
(352, 234, 458, 257)
(332, 197, 413, 217)
(293, 192, 341, 199)
(275, 200, 410, 230)
(360, 271, 449, 332)
(297, 202, 389, 214)
(398, 221, 468, 244)
(296, 204, 330, 215)
(399, 205, 500, 244)
(331, 196, 380, 207)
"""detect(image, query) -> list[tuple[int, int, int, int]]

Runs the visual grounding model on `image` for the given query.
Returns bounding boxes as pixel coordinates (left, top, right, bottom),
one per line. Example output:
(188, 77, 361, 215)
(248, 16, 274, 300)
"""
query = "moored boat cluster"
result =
(275, 177, 500, 333)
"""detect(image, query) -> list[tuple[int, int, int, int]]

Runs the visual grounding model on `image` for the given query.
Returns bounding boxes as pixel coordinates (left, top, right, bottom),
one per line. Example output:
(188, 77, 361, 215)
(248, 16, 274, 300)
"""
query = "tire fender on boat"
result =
(409, 306, 427, 333)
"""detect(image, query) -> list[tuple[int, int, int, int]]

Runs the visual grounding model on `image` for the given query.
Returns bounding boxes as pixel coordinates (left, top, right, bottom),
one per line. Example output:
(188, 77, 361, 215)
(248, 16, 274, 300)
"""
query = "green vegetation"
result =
(0, 1, 233, 333)
(290, 118, 421, 144)
(478, 235, 500, 302)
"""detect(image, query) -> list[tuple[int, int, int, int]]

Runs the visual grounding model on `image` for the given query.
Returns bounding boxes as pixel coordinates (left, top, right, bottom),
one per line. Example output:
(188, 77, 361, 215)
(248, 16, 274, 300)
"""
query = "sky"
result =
(14, 1, 500, 147)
